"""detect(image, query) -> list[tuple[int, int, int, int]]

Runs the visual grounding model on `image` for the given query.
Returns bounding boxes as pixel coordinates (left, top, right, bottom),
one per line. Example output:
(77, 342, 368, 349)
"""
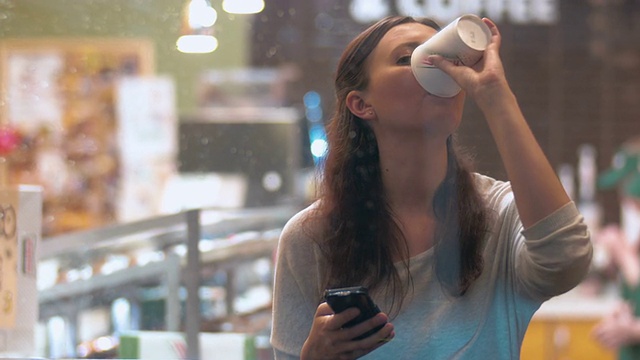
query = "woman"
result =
(271, 15, 592, 359)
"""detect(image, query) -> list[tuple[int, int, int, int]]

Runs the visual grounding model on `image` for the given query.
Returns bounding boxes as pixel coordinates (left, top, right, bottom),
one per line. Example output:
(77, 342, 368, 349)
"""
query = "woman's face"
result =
(362, 22, 466, 136)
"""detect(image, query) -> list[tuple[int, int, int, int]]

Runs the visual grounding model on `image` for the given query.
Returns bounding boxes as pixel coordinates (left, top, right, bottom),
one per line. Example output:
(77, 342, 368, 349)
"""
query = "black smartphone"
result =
(323, 286, 385, 340)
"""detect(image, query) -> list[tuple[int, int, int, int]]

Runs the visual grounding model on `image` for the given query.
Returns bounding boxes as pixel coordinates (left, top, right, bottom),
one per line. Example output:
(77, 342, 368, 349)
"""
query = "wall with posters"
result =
(0, 39, 159, 234)
(0, 1, 251, 234)
(0, 0, 249, 113)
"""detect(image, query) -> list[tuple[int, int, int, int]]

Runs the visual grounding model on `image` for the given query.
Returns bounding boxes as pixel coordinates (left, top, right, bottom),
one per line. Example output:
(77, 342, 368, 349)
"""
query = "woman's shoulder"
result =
(278, 201, 326, 253)
(282, 201, 325, 233)
(472, 173, 514, 204)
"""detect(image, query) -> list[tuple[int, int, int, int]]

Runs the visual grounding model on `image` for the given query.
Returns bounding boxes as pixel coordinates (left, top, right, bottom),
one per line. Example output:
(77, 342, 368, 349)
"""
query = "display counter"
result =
(534, 290, 619, 320)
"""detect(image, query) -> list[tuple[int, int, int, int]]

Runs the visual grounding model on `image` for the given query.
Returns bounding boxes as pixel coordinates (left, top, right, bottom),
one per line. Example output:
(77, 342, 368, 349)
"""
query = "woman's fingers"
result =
(332, 314, 395, 356)
(336, 312, 389, 341)
(316, 302, 361, 331)
(331, 307, 362, 330)
(306, 302, 394, 359)
(482, 17, 501, 49)
(426, 16, 508, 102)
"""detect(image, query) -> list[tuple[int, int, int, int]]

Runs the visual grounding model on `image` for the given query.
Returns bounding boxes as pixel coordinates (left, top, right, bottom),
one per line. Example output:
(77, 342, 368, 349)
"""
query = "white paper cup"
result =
(411, 14, 492, 97)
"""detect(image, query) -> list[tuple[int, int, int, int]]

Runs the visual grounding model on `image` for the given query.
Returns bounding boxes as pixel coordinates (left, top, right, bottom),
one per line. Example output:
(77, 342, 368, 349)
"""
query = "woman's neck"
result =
(376, 133, 448, 214)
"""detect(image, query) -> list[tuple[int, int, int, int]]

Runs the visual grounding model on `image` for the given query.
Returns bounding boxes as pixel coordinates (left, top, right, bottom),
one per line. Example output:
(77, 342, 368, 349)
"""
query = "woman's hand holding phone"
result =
(300, 288, 395, 360)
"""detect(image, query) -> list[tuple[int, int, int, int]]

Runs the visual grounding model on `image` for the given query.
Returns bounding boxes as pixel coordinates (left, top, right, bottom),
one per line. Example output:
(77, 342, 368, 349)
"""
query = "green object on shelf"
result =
(118, 334, 140, 359)
(598, 149, 639, 190)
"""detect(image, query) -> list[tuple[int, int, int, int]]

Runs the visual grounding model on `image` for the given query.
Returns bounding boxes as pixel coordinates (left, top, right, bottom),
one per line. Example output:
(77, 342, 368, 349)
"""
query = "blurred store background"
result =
(0, 0, 639, 358)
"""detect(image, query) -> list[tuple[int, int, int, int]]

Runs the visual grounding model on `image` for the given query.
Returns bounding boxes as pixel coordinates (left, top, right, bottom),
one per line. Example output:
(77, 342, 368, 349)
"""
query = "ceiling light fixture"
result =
(177, 0, 219, 54)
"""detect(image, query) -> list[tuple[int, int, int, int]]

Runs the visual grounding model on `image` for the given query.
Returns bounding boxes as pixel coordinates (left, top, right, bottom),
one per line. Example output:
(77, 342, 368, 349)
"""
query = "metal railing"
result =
(39, 205, 299, 359)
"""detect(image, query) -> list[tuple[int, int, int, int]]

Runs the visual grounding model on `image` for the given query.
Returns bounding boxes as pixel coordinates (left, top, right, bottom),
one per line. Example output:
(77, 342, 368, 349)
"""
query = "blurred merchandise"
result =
(76, 335, 119, 359)
(597, 139, 640, 247)
(198, 67, 300, 108)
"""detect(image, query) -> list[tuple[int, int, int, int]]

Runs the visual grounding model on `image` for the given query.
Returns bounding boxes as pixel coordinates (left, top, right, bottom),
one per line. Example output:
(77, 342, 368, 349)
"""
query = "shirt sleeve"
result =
(270, 205, 324, 357)
(513, 200, 593, 300)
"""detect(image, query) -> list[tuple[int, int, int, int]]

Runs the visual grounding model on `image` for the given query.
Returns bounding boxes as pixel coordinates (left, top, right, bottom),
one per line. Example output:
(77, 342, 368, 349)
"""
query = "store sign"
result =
(349, 0, 558, 25)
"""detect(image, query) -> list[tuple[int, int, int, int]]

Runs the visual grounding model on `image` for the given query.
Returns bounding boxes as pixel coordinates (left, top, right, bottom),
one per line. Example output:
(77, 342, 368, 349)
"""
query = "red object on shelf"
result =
(0, 125, 20, 155)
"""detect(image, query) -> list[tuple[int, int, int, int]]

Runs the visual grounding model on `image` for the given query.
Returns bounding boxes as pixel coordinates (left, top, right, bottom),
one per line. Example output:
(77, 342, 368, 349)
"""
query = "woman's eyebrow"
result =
(389, 42, 421, 58)
(393, 41, 422, 52)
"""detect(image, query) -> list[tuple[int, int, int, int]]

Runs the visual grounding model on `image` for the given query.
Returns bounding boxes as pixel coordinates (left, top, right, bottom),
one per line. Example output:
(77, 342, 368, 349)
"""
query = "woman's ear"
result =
(346, 90, 375, 120)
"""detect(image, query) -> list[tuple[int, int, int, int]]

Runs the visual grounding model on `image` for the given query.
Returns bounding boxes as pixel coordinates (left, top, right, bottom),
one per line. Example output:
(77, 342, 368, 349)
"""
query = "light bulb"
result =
(188, 0, 217, 28)
(222, 0, 265, 14)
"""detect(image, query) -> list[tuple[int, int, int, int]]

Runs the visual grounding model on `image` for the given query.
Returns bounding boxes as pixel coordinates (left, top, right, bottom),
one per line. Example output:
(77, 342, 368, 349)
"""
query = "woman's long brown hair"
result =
(316, 16, 491, 313)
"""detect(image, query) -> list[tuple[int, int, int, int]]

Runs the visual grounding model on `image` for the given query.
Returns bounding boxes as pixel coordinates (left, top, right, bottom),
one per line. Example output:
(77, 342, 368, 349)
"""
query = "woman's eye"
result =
(397, 55, 411, 65)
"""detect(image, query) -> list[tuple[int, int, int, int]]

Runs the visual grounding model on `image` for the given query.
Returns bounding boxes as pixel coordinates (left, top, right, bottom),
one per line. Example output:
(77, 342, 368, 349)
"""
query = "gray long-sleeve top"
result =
(271, 173, 593, 359)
